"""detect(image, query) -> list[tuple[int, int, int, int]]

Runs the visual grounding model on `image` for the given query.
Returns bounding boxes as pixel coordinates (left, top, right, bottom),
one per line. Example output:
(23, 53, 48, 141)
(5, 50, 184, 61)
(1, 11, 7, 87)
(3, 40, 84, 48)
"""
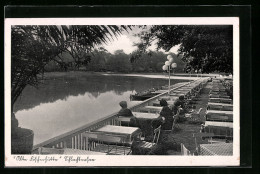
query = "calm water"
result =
(14, 73, 188, 145)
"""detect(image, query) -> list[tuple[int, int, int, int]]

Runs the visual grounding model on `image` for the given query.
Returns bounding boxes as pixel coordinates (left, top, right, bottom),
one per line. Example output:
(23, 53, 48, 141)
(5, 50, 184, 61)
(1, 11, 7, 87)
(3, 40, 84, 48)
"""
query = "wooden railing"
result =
(32, 78, 209, 153)
(32, 113, 120, 153)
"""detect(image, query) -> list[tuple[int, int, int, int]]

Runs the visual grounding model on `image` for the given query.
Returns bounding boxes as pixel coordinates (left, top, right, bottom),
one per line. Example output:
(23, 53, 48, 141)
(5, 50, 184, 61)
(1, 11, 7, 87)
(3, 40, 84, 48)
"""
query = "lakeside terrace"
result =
(32, 77, 233, 155)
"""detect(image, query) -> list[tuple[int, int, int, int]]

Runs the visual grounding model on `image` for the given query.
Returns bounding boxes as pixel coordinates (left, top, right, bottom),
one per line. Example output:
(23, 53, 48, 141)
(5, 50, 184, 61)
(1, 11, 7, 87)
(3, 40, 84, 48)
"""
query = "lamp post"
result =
(162, 55, 177, 94)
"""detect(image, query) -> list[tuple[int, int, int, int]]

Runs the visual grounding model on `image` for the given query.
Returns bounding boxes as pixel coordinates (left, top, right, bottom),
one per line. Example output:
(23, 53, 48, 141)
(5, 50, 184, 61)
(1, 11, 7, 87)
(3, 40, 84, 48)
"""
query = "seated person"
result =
(172, 100, 185, 122)
(172, 100, 182, 115)
(118, 101, 133, 117)
(157, 99, 174, 130)
(178, 95, 186, 108)
(150, 99, 175, 144)
(117, 101, 135, 126)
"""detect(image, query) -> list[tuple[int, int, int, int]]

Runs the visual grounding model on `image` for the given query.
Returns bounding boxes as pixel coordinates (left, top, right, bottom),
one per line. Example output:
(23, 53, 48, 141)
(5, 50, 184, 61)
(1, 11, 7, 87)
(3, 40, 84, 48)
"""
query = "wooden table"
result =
(139, 106, 163, 113)
(209, 98, 232, 104)
(206, 110, 233, 122)
(132, 112, 160, 119)
(169, 93, 181, 97)
(206, 110, 233, 116)
(174, 90, 190, 94)
(153, 90, 168, 93)
(211, 88, 226, 92)
(209, 94, 230, 99)
(94, 125, 142, 143)
(158, 96, 179, 101)
(209, 102, 233, 107)
(177, 88, 192, 92)
(153, 100, 175, 106)
(210, 91, 228, 95)
(176, 90, 191, 95)
(205, 121, 233, 128)
(63, 148, 107, 155)
(200, 143, 233, 156)
(170, 93, 186, 97)
(180, 87, 193, 89)
(208, 102, 233, 111)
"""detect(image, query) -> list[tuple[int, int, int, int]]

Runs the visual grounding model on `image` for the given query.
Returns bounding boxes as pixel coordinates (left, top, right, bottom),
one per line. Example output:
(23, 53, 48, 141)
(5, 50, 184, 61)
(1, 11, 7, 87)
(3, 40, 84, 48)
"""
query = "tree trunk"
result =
(11, 112, 34, 154)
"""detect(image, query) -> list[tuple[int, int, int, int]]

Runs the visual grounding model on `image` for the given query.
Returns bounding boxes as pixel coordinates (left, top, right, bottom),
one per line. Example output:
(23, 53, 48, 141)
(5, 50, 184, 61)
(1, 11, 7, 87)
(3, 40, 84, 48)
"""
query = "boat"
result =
(130, 87, 162, 101)
(130, 92, 160, 101)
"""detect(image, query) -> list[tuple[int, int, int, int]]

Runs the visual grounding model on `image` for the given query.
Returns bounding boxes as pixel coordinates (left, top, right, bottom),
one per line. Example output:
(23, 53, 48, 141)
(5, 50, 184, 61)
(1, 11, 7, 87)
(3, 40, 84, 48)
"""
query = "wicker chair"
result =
(131, 125, 161, 155)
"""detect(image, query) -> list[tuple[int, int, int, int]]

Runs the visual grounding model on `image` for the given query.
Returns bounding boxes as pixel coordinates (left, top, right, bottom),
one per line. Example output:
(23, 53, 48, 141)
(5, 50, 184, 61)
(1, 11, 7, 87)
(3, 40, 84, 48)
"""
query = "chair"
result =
(180, 143, 192, 156)
(171, 113, 180, 132)
(185, 108, 204, 124)
(192, 132, 215, 153)
(84, 131, 131, 155)
(185, 108, 203, 118)
(131, 125, 161, 155)
(107, 137, 132, 155)
(116, 116, 131, 126)
(193, 132, 229, 154)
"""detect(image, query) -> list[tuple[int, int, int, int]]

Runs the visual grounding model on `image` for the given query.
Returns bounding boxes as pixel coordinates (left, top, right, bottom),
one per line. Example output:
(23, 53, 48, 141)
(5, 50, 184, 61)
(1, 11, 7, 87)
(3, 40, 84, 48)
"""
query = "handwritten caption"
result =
(14, 155, 96, 164)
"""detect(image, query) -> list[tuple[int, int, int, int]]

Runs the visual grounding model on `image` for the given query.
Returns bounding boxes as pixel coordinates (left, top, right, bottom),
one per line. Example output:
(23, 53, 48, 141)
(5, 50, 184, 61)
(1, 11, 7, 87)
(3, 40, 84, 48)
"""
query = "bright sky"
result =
(103, 27, 180, 55)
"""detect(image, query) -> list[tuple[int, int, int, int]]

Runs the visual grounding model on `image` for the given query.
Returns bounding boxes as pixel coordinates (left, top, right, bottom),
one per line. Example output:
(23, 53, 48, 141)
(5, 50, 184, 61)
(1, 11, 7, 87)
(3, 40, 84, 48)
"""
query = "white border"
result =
(4, 17, 240, 167)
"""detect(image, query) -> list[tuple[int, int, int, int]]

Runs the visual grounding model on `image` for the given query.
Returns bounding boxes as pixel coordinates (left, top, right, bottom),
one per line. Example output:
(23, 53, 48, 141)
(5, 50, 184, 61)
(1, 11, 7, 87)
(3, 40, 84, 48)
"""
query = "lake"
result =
(14, 72, 189, 145)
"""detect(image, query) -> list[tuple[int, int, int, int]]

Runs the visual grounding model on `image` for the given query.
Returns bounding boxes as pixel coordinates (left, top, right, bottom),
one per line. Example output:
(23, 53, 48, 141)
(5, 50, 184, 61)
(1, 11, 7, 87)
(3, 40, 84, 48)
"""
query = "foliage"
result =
(85, 49, 111, 71)
(131, 51, 186, 73)
(11, 25, 131, 108)
(106, 50, 132, 72)
(44, 49, 186, 73)
(131, 25, 233, 74)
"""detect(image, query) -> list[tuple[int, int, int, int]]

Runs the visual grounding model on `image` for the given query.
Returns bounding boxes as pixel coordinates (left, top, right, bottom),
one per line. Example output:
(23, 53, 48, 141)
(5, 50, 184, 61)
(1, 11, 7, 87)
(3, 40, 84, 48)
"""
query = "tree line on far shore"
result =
(44, 49, 187, 73)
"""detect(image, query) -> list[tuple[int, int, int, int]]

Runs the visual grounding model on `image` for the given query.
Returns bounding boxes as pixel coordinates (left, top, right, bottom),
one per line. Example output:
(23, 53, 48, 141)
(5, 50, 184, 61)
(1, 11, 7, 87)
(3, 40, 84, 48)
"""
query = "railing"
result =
(32, 77, 209, 153)
(32, 113, 120, 153)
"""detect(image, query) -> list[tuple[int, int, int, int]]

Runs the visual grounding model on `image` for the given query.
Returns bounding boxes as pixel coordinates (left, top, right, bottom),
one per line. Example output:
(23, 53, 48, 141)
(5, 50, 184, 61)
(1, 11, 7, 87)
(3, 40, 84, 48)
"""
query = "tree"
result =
(130, 51, 186, 72)
(85, 48, 112, 71)
(131, 25, 233, 74)
(106, 50, 132, 72)
(11, 25, 131, 109)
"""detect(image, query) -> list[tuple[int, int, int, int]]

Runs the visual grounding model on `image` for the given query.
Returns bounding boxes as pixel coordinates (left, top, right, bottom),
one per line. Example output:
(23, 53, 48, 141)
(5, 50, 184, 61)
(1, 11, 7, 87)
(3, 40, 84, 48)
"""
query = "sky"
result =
(102, 26, 180, 55)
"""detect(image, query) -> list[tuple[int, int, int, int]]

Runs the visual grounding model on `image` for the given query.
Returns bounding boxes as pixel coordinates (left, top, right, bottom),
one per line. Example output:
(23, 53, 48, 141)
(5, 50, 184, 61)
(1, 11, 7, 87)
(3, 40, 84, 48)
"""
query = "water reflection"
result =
(16, 90, 141, 145)
(14, 74, 189, 145)
(14, 74, 174, 112)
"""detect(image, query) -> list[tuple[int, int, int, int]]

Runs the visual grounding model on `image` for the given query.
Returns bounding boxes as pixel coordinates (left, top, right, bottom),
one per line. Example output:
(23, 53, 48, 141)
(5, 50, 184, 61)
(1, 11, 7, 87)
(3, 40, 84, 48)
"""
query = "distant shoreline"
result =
(102, 73, 200, 80)
(42, 71, 220, 80)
